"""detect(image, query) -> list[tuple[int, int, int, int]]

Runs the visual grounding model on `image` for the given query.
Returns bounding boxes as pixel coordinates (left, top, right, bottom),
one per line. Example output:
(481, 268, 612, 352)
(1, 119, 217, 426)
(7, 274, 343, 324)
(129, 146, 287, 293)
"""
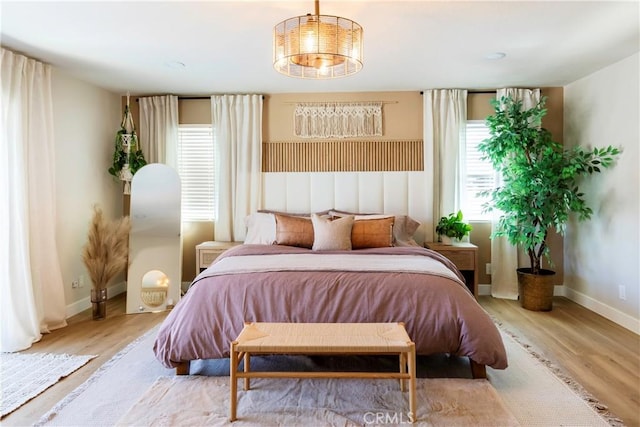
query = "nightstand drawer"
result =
(200, 249, 226, 269)
(437, 250, 475, 270)
(425, 242, 478, 298)
(196, 241, 242, 273)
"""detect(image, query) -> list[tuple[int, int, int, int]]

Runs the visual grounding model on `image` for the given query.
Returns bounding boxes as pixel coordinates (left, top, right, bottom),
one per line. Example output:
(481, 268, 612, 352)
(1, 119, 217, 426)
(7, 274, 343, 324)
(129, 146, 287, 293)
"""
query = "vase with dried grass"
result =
(82, 206, 131, 320)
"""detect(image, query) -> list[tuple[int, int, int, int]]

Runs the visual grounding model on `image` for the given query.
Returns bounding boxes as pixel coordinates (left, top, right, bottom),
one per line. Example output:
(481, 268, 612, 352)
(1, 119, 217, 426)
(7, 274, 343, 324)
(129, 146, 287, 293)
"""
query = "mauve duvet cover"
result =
(153, 245, 507, 370)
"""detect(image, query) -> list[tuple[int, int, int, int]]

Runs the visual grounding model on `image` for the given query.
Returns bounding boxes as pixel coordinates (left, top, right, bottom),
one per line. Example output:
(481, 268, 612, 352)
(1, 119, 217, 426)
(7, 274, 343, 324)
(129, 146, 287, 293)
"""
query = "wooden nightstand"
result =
(425, 242, 478, 298)
(196, 241, 242, 273)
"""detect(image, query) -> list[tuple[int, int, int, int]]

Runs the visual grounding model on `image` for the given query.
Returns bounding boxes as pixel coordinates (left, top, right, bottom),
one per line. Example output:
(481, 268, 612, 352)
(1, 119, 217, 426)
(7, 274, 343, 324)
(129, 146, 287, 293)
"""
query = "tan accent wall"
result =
(469, 221, 492, 285)
(467, 93, 495, 120)
(182, 221, 214, 280)
(179, 98, 210, 124)
(265, 92, 423, 141)
(540, 87, 564, 285)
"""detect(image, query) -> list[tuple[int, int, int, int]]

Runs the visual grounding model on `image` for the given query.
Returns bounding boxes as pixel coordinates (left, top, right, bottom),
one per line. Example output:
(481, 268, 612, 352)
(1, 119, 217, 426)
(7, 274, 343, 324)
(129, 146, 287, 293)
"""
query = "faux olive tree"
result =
(479, 96, 620, 275)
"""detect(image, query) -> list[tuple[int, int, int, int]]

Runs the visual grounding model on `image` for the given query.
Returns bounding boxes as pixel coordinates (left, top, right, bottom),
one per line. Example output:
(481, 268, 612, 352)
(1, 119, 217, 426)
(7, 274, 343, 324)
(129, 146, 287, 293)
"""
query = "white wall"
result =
(51, 69, 123, 313)
(563, 52, 640, 334)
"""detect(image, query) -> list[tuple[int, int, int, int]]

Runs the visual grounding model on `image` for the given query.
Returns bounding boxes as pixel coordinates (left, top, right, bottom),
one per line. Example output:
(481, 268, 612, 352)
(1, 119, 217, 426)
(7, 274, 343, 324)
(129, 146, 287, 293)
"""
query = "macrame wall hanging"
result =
(294, 102, 383, 139)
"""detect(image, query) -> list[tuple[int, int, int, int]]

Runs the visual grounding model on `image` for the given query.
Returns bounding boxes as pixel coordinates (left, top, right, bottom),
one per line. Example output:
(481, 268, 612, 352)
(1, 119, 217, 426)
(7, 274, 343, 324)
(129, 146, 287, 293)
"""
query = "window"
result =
(177, 125, 217, 222)
(463, 121, 494, 221)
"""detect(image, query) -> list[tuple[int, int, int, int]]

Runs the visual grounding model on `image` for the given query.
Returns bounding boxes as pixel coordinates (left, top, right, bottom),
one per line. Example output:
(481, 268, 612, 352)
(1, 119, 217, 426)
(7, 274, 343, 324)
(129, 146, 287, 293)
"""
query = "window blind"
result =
(177, 125, 217, 222)
(464, 121, 495, 220)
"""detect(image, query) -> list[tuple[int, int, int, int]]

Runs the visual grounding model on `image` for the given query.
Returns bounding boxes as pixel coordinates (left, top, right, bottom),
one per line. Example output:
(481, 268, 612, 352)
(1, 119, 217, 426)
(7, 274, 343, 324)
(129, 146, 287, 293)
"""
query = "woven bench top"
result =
(234, 322, 414, 354)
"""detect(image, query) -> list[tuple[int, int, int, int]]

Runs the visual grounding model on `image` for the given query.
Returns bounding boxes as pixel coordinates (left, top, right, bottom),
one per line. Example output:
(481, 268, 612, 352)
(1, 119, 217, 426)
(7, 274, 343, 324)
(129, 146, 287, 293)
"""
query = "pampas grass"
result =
(82, 205, 131, 290)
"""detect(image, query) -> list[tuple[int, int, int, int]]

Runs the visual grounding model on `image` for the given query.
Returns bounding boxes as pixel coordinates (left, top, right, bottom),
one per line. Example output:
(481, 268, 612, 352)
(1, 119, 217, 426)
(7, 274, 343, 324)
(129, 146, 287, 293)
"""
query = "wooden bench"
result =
(229, 322, 416, 423)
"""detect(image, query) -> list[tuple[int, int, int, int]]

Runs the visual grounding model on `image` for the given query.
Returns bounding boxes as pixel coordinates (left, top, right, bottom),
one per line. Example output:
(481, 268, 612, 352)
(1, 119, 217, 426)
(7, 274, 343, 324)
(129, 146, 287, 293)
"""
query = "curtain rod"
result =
(178, 96, 266, 100)
(419, 90, 496, 95)
(135, 95, 265, 101)
(178, 96, 209, 100)
(283, 101, 398, 105)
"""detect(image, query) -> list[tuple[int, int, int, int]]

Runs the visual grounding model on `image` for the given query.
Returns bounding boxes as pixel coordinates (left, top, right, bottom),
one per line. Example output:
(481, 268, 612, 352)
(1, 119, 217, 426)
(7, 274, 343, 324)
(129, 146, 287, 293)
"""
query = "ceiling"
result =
(2, 1, 638, 96)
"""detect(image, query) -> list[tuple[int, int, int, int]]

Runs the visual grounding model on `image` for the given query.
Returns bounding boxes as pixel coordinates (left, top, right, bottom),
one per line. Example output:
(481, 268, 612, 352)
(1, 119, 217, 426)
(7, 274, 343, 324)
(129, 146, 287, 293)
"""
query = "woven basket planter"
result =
(517, 268, 556, 311)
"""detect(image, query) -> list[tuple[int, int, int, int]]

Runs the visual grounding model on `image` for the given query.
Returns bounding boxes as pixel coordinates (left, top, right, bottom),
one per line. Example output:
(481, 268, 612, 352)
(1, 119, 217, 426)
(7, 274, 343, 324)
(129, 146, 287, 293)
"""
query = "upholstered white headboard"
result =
(262, 171, 433, 244)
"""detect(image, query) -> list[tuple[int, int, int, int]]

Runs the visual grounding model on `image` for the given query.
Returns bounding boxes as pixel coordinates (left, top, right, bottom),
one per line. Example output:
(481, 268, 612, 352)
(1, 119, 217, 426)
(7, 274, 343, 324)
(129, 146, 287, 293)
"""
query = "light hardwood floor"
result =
(3, 293, 168, 427)
(3, 294, 639, 426)
(481, 296, 640, 427)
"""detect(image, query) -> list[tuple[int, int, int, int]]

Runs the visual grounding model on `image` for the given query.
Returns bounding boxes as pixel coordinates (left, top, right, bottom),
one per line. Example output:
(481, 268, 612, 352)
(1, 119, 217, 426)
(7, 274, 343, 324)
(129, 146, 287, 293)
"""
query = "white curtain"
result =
(139, 95, 179, 168)
(423, 89, 468, 240)
(1, 48, 67, 352)
(212, 94, 263, 242)
(490, 88, 541, 299)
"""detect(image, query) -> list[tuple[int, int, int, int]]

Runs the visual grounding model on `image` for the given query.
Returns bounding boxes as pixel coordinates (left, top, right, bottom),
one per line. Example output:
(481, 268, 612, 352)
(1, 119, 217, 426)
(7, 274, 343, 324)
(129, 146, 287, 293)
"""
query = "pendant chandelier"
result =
(273, 0, 363, 79)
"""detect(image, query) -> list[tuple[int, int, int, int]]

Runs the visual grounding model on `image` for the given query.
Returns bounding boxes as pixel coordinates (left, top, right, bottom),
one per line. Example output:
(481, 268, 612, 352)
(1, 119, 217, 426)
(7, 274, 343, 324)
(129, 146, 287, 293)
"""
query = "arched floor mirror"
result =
(126, 163, 182, 313)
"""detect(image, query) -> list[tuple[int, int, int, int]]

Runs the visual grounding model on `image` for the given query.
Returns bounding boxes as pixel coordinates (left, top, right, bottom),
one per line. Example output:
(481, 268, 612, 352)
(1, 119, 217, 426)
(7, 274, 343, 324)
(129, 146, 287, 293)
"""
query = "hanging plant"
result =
(108, 96, 146, 194)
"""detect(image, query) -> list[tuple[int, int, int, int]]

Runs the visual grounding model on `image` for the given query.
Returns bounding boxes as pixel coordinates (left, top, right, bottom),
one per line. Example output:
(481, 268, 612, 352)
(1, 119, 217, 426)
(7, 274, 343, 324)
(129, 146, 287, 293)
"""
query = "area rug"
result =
(0, 352, 96, 417)
(36, 325, 618, 426)
(116, 376, 518, 426)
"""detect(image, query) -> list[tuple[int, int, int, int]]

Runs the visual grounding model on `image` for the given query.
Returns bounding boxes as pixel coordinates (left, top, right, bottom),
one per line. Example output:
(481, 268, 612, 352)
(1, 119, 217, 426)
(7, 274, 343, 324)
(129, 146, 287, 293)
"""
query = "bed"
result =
(153, 212, 508, 378)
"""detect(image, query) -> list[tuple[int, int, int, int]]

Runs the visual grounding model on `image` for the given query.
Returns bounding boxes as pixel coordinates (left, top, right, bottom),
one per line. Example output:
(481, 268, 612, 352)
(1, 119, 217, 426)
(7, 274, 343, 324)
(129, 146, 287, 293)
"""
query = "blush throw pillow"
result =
(311, 214, 354, 251)
(392, 215, 420, 247)
(275, 214, 314, 248)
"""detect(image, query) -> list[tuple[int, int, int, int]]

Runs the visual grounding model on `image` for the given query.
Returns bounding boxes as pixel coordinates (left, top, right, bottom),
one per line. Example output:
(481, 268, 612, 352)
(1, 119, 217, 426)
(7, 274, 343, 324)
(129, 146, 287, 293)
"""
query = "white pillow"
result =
(244, 212, 276, 244)
(311, 214, 354, 251)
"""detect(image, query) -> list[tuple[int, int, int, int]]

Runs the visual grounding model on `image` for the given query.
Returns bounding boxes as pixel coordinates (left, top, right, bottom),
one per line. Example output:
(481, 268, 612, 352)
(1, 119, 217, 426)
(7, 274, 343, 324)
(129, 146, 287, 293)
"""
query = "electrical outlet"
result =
(486, 263, 492, 275)
(619, 285, 626, 300)
(71, 280, 79, 289)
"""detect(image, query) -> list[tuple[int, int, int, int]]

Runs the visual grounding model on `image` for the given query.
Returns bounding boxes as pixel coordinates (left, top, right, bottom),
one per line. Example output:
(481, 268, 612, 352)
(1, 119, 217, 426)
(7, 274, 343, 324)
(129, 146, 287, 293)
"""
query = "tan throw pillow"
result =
(330, 210, 420, 247)
(275, 214, 314, 248)
(311, 214, 354, 251)
(351, 216, 395, 249)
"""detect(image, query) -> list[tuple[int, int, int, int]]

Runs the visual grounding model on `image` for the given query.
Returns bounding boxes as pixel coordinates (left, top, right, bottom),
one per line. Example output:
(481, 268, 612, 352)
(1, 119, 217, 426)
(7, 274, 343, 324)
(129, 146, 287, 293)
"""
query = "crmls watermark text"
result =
(363, 411, 415, 425)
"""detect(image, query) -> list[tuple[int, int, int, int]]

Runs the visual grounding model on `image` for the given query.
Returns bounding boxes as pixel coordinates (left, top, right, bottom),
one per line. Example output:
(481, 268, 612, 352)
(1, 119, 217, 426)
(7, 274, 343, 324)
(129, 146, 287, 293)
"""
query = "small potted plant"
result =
(435, 210, 473, 245)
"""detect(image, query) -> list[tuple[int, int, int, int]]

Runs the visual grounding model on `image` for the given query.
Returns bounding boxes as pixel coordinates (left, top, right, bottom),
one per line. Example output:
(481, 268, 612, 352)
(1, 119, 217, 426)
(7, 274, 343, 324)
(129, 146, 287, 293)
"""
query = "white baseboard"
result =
(65, 281, 127, 319)
(478, 285, 565, 297)
(478, 284, 492, 296)
(477, 284, 564, 297)
(563, 287, 640, 335)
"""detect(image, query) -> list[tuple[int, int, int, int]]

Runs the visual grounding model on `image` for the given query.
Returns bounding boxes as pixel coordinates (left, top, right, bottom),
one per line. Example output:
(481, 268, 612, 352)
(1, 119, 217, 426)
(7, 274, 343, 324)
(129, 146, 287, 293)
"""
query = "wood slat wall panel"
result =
(263, 140, 424, 172)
